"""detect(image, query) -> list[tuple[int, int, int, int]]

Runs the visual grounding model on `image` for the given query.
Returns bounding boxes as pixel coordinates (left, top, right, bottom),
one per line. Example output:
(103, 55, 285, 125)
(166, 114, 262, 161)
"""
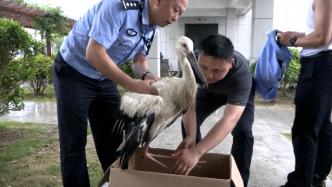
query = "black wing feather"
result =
(113, 111, 155, 169)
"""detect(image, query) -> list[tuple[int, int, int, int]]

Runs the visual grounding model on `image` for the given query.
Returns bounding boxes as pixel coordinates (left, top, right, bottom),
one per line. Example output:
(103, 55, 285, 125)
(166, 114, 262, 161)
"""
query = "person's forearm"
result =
(86, 39, 135, 90)
(132, 53, 149, 78)
(193, 118, 236, 157)
(182, 105, 197, 138)
(296, 31, 332, 48)
(295, 0, 332, 48)
(293, 32, 305, 38)
(193, 104, 244, 157)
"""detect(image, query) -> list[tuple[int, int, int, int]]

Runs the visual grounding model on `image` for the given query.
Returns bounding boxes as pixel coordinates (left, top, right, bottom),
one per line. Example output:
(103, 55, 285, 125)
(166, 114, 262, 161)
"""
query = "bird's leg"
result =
(142, 143, 206, 169)
(142, 143, 170, 168)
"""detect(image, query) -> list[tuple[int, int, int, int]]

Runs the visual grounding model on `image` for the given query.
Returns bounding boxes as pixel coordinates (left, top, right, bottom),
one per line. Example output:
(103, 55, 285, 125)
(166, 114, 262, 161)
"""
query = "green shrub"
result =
(119, 60, 136, 78)
(22, 54, 53, 96)
(0, 18, 33, 115)
(0, 18, 32, 71)
(0, 60, 25, 115)
(280, 48, 301, 95)
(249, 60, 257, 76)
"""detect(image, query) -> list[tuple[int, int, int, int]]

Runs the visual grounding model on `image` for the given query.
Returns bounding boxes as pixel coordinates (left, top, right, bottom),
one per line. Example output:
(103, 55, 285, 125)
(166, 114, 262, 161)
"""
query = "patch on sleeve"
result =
(126, 28, 137, 37)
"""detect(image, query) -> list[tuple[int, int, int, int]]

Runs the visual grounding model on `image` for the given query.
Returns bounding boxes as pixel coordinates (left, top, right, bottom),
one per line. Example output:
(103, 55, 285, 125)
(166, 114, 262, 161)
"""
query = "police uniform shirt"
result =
(60, 0, 157, 80)
(206, 51, 253, 106)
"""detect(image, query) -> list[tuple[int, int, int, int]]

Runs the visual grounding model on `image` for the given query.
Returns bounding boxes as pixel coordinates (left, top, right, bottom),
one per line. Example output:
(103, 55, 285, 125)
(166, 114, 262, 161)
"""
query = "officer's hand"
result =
(143, 72, 159, 82)
(131, 79, 158, 95)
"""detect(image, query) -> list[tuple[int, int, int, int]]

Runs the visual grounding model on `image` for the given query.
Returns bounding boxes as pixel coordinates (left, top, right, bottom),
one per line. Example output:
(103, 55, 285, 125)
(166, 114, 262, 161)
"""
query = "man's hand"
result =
(176, 136, 195, 152)
(277, 31, 290, 46)
(130, 79, 158, 95)
(277, 31, 297, 46)
(142, 72, 159, 82)
(170, 148, 201, 175)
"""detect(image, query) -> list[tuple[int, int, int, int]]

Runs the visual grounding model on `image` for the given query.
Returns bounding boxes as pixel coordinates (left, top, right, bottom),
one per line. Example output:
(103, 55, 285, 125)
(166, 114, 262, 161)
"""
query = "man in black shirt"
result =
(171, 34, 255, 187)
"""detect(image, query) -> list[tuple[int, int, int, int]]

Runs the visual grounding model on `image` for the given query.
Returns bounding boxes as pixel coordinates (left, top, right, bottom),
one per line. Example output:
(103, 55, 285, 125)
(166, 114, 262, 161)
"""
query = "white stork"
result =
(113, 36, 208, 169)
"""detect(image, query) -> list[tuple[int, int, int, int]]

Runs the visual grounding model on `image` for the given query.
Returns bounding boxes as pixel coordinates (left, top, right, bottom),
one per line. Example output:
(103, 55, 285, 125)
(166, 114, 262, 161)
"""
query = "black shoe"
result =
(311, 180, 326, 187)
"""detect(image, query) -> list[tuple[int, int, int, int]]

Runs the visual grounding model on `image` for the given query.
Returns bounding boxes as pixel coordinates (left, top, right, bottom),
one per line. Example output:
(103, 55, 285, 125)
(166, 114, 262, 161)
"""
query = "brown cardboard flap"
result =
(130, 148, 230, 179)
(110, 168, 230, 187)
(230, 156, 244, 187)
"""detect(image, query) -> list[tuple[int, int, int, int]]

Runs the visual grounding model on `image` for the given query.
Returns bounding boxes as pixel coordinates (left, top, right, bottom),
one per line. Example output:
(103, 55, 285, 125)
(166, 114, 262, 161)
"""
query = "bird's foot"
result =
(143, 152, 169, 168)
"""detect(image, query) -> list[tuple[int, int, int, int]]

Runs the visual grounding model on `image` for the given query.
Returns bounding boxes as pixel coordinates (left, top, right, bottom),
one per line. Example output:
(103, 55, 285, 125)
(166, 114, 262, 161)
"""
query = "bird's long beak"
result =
(187, 51, 208, 88)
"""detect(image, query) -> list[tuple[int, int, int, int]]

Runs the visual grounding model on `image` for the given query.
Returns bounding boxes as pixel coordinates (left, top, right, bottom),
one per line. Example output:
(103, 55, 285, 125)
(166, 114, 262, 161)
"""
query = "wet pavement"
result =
(0, 101, 57, 124)
(0, 101, 331, 187)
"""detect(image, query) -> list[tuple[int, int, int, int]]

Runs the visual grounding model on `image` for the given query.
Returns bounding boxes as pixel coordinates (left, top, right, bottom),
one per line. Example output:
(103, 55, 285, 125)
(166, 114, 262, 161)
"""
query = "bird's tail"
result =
(142, 113, 155, 144)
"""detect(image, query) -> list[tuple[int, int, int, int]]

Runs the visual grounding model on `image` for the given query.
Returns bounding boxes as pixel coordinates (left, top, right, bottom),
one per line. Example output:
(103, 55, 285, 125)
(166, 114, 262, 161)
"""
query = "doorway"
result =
(185, 24, 218, 54)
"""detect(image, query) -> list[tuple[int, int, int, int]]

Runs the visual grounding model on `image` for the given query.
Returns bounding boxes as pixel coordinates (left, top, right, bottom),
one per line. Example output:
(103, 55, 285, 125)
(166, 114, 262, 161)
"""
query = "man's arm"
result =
(278, 0, 332, 47)
(86, 39, 157, 95)
(182, 104, 197, 139)
(132, 53, 159, 81)
(171, 104, 245, 175)
(194, 104, 245, 156)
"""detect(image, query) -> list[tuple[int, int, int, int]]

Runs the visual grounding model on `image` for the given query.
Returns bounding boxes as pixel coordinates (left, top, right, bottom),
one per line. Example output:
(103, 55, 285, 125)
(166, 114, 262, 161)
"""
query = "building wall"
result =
(160, 9, 252, 70)
(273, 0, 308, 32)
(233, 10, 252, 59)
(160, 0, 308, 70)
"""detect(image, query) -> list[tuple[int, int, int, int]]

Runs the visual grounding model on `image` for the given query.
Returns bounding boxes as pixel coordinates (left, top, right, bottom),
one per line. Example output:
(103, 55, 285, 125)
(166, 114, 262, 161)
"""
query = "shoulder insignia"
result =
(121, 0, 142, 10)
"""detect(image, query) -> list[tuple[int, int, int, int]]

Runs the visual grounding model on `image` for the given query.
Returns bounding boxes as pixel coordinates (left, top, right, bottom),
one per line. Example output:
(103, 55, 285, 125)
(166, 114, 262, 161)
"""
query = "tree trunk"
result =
(46, 38, 52, 57)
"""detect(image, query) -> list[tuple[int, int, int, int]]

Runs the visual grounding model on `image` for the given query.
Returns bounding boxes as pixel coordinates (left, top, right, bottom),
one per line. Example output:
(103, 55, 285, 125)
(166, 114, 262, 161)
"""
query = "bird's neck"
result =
(177, 56, 197, 108)
(180, 56, 195, 81)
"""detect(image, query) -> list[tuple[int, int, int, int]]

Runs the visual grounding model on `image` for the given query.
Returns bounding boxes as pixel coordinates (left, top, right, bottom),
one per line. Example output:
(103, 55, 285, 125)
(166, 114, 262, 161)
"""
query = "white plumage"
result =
(114, 36, 207, 169)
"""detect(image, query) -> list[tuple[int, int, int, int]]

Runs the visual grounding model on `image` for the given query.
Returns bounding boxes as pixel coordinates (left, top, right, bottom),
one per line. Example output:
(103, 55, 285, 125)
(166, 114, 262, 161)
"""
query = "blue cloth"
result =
(60, 0, 157, 80)
(254, 30, 292, 100)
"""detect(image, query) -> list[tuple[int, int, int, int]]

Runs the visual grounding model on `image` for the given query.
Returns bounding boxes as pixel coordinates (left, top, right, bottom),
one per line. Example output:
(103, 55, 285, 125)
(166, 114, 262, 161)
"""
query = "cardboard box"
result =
(107, 147, 243, 187)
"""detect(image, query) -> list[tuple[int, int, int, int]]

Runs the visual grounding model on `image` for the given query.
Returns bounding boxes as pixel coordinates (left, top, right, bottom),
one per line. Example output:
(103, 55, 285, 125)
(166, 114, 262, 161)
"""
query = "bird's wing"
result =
(120, 92, 163, 118)
(112, 92, 163, 169)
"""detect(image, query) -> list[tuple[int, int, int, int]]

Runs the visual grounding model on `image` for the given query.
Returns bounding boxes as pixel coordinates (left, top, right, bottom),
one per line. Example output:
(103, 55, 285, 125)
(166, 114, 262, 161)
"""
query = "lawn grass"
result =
(0, 121, 103, 187)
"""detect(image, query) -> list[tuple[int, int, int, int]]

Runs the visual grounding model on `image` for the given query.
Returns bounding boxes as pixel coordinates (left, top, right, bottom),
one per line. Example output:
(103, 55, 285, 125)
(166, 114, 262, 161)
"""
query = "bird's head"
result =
(175, 36, 208, 88)
(176, 36, 194, 58)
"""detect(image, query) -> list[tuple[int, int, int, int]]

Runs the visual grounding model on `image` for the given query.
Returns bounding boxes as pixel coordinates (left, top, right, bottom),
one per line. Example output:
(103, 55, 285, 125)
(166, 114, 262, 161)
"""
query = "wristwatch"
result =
(289, 36, 297, 47)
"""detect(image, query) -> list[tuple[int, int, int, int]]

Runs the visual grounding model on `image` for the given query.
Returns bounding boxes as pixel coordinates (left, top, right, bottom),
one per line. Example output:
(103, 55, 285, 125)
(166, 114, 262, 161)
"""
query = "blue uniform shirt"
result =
(60, 0, 157, 80)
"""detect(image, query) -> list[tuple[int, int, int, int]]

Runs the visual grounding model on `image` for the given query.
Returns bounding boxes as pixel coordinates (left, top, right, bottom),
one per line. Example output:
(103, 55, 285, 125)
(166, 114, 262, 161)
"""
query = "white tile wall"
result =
(160, 0, 309, 65)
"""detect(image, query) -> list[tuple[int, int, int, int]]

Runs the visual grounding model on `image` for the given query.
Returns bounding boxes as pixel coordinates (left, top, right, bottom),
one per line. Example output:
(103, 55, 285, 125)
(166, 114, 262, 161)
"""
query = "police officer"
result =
(53, 0, 188, 186)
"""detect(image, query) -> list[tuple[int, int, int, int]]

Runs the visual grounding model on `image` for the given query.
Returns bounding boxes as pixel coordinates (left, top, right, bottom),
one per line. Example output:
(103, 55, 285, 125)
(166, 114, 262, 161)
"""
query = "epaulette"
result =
(121, 0, 142, 10)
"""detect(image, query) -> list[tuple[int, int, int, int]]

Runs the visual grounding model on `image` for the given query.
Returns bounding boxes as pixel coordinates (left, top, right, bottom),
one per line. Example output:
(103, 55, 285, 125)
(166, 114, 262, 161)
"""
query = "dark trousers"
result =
(285, 51, 332, 187)
(53, 54, 122, 187)
(182, 85, 255, 187)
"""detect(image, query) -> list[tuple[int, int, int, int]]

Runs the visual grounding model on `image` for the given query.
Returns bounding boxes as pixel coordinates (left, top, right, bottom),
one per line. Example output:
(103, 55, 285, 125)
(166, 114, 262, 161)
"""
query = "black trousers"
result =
(182, 84, 255, 187)
(53, 54, 122, 187)
(285, 51, 332, 187)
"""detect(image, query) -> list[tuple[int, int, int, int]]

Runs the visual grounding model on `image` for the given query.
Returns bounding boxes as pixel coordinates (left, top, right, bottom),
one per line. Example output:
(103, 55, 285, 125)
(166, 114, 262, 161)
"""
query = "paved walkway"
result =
(1, 102, 331, 187)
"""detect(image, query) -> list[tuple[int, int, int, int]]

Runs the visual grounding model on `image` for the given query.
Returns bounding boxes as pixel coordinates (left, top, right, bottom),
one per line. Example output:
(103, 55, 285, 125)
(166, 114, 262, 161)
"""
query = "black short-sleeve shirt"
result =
(205, 51, 252, 106)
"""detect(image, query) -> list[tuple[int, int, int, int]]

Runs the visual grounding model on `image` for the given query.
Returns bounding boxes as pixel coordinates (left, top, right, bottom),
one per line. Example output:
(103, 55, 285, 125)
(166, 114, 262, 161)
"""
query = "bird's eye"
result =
(182, 43, 187, 49)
